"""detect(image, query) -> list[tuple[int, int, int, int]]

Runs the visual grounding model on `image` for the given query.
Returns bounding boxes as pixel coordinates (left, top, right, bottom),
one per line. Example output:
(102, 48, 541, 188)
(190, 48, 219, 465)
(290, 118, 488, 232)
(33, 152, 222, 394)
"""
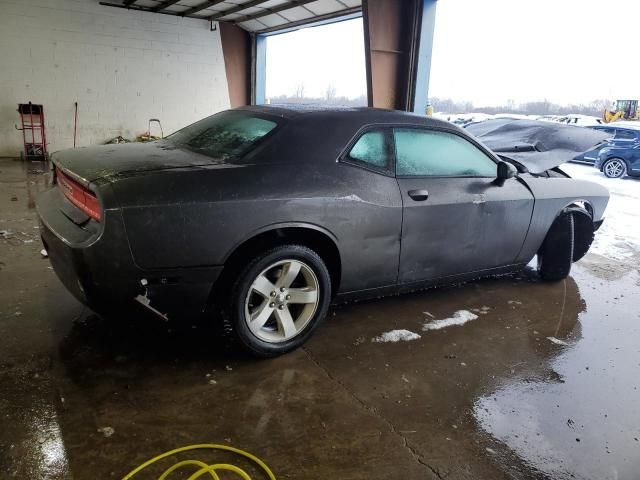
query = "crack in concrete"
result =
(302, 346, 446, 479)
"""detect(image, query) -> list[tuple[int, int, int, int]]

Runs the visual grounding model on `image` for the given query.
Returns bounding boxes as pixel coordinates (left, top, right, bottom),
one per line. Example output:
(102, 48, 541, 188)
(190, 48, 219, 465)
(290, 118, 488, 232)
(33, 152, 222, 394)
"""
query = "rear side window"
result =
(394, 128, 496, 177)
(168, 111, 278, 160)
(615, 130, 636, 140)
(346, 130, 393, 172)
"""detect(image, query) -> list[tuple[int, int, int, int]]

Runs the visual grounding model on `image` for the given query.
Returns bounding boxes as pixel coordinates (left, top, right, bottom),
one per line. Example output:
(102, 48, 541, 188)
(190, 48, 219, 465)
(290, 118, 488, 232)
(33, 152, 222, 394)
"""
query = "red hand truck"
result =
(15, 102, 48, 161)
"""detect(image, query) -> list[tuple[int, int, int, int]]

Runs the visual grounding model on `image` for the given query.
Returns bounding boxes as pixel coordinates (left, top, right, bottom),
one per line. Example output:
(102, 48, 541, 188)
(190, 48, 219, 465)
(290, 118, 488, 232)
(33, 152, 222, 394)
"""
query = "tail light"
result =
(56, 169, 102, 221)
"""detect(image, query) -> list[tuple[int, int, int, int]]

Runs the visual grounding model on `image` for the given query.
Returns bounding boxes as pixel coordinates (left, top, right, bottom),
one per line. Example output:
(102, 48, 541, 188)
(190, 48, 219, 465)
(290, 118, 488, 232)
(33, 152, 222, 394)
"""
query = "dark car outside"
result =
(573, 125, 640, 165)
(37, 107, 609, 356)
(595, 143, 640, 178)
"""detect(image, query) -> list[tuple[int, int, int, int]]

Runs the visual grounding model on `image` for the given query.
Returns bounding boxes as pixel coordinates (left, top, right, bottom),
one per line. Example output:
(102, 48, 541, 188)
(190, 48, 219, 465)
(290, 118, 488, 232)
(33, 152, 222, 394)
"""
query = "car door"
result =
(394, 126, 535, 284)
(336, 128, 403, 291)
(580, 127, 615, 162)
(628, 144, 640, 175)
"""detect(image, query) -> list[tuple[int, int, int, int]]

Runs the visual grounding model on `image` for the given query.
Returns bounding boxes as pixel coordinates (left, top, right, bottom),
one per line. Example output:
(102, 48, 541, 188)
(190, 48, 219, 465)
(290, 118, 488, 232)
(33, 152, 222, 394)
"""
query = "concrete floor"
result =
(1, 157, 640, 480)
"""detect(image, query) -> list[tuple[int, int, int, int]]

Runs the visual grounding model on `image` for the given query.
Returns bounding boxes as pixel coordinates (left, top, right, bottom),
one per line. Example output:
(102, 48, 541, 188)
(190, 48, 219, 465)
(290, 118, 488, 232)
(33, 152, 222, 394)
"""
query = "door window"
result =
(346, 130, 393, 171)
(394, 128, 497, 177)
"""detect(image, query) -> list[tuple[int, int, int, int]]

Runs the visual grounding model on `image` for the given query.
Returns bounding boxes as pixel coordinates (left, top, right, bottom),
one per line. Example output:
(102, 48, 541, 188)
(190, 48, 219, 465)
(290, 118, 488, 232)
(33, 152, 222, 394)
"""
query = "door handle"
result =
(408, 189, 429, 201)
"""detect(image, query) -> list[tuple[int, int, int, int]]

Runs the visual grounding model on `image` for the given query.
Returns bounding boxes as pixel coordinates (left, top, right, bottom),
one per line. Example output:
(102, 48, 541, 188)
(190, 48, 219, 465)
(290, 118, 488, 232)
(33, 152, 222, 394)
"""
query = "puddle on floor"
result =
(474, 266, 640, 480)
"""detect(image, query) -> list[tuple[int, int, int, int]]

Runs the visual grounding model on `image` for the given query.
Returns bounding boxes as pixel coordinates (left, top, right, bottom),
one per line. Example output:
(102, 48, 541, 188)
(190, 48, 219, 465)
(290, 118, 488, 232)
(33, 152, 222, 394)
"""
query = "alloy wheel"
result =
(604, 159, 625, 178)
(244, 259, 320, 343)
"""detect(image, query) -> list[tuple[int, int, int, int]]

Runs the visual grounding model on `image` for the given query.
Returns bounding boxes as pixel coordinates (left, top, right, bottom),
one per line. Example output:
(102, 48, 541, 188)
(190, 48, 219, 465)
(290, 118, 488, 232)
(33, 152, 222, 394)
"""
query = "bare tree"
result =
(325, 84, 337, 102)
(430, 96, 612, 116)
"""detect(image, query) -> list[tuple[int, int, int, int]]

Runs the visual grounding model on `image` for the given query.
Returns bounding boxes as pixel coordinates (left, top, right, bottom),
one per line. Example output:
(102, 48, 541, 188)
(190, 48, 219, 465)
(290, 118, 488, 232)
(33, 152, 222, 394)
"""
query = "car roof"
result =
(236, 104, 455, 129)
(611, 123, 640, 131)
(594, 124, 640, 132)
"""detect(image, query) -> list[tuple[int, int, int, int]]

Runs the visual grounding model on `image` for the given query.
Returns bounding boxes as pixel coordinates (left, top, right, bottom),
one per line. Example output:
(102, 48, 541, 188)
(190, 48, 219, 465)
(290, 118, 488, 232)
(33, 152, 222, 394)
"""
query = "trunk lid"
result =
(51, 140, 227, 185)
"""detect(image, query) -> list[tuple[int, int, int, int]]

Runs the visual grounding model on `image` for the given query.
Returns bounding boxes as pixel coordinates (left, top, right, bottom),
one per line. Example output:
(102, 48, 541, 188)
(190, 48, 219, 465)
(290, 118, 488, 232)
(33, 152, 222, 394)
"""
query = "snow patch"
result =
(423, 310, 479, 331)
(372, 329, 421, 343)
(561, 163, 640, 260)
(471, 306, 492, 315)
(546, 336, 569, 346)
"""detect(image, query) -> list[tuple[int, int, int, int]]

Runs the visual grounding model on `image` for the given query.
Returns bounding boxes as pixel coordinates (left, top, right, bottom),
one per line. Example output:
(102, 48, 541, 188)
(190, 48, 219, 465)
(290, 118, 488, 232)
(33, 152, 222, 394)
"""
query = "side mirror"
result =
(496, 161, 518, 182)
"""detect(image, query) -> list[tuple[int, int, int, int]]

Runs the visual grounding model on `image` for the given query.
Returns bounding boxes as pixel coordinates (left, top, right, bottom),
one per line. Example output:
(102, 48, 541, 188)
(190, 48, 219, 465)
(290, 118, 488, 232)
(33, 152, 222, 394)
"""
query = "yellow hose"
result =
(122, 444, 277, 480)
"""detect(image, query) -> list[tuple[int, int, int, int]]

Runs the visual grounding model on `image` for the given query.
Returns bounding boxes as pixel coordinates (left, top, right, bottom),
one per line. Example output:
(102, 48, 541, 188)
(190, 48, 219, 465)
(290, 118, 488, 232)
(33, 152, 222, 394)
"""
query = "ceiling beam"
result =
(100, 1, 201, 18)
(180, 0, 228, 16)
(207, 0, 271, 21)
(231, 0, 319, 24)
(152, 0, 182, 12)
(254, 5, 361, 33)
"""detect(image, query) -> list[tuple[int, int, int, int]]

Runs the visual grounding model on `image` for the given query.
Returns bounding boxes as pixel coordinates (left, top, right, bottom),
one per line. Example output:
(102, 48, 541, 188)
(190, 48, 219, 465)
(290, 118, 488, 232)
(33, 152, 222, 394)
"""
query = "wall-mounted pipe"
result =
(73, 102, 78, 148)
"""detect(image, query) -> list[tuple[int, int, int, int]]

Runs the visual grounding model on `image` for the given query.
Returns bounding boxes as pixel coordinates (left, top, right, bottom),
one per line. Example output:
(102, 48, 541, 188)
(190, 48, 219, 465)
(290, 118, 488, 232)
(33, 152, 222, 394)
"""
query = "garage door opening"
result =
(264, 17, 367, 106)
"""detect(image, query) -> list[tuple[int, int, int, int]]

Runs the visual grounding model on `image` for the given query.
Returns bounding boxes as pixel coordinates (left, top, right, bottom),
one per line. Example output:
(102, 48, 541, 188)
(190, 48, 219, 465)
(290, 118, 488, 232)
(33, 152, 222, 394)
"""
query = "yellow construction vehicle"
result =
(604, 99, 639, 123)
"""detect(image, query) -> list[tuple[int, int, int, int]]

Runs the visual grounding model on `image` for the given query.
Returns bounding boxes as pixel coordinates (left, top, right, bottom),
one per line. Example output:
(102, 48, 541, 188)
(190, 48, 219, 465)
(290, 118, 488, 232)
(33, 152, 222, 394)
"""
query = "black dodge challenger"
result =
(37, 106, 609, 356)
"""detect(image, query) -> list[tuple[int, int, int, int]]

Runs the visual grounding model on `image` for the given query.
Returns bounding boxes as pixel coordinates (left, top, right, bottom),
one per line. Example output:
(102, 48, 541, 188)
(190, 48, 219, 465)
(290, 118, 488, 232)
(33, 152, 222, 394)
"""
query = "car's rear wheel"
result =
(602, 158, 627, 178)
(227, 245, 331, 357)
(538, 212, 575, 282)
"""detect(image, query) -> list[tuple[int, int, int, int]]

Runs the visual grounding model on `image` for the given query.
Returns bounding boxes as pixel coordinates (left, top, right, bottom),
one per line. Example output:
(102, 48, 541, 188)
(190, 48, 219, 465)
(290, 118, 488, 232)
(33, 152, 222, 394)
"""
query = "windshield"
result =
(167, 110, 279, 160)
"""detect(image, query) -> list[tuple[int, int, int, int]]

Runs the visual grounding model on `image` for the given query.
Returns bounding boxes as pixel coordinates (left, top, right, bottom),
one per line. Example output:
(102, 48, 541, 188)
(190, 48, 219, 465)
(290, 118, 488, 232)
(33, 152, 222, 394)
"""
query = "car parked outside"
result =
(596, 143, 640, 178)
(557, 114, 603, 127)
(573, 125, 640, 165)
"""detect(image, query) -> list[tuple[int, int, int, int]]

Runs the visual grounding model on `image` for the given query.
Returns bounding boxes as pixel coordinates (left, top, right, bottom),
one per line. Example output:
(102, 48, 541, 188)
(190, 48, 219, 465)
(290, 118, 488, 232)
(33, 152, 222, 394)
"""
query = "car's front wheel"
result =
(602, 158, 627, 178)
(538, 212, 574, 282)
(227, 245, 331, 357)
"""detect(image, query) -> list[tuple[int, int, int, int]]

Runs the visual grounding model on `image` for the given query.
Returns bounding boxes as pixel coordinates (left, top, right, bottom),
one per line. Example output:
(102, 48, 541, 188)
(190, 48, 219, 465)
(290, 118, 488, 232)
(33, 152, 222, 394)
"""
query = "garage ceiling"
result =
(100, 0, 362, 33)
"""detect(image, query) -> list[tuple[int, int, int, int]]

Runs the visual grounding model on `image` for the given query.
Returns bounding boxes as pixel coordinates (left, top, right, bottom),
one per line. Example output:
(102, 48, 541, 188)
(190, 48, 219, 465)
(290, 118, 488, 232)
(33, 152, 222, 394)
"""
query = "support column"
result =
(412, 0, 437, 114)
(362, 0, 437, 112)
(253, 34, 267, 105)
(219, 22, 251, 107)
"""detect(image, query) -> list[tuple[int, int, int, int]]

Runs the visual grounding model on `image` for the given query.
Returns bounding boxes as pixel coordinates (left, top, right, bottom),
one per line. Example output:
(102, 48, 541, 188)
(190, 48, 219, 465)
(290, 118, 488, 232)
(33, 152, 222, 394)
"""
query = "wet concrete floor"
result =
(1, 157, 640, 479)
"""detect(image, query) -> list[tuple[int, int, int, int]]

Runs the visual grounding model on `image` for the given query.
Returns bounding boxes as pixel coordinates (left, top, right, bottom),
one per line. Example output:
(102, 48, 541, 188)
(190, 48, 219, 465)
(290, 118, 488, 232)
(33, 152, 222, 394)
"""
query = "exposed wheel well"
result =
(215, 227, 342, 299)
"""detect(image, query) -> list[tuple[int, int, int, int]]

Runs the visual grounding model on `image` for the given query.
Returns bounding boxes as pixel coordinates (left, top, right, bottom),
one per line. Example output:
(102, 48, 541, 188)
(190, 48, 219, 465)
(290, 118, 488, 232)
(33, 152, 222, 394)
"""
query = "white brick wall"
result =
(0, 0, 230, 157)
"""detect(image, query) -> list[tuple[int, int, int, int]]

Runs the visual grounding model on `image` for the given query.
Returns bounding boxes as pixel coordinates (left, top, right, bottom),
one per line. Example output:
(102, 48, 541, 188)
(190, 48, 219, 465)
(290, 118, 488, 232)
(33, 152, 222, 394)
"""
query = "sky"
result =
(265, 18, 366, 100)
(265, 0, 640, 107)
(429, 0, 640, 106)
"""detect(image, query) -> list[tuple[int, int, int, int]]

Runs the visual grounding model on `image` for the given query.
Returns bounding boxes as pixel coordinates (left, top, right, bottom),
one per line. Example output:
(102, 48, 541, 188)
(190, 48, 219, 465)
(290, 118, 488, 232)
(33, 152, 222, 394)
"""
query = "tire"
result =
(538, 212, 574, 282)
(602, 158, 627, 178)
(571, 209, 594, 262)
(225, 244, 331, 357)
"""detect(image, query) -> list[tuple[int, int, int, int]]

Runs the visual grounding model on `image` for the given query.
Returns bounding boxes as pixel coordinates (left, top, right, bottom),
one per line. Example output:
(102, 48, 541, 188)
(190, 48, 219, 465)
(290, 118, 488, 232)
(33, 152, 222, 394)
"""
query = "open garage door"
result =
(100, 0, 438, 112)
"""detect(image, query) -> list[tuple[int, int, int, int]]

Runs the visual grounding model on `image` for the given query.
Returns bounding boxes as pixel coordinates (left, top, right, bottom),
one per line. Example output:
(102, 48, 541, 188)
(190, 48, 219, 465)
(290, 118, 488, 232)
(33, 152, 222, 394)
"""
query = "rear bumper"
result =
(37, 187, 222, 318)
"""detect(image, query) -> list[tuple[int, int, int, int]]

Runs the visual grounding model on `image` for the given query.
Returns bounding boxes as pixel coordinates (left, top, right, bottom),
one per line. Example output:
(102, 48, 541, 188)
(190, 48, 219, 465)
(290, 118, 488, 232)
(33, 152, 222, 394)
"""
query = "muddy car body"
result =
(37, 107, 609, 356)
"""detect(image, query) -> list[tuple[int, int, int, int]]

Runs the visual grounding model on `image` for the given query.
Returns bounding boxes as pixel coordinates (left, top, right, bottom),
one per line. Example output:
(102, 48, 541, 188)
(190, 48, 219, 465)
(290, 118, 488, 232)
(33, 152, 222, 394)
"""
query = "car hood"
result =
(51, 140, 233, 185)
(465, 119, 610, 173)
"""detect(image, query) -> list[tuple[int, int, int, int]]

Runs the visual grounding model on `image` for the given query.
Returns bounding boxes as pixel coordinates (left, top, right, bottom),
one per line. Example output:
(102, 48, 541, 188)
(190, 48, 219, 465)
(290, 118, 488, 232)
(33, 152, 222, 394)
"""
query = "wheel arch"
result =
(543, 201, 594, 262)
(601, 156, 629, 173)
(217, 223, 342, 298)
